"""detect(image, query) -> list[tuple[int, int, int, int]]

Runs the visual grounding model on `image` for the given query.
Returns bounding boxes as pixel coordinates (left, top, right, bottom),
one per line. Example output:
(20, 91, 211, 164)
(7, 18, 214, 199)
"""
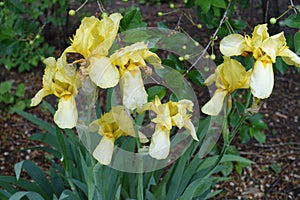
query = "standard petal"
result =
(149, 124, 170, 160)
(172, 113, 184, 128)
(93, 136, 115, 165)
(30, 89, 51, 106)
(88, 56, 119, 88)
(201, 90, 227, 116)
(260, 32, 286, 63)
(220, 34, 246, 56)
(54, 96, 78, 129)
(278, 48, 300, 67)
(250, 60, 274, 99)
(120, 68, 148, 110)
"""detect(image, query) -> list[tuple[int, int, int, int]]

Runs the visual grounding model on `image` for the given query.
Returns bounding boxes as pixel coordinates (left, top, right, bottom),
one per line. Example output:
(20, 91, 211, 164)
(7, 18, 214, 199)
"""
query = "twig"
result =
(289, 0, 298, 14)
(184, 0, 232, 76)
(253, 142, 300, 148)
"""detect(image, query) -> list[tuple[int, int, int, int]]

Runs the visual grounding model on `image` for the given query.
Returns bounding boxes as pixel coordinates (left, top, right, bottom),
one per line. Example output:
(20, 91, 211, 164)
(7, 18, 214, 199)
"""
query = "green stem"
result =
(204, 110, 247, 179)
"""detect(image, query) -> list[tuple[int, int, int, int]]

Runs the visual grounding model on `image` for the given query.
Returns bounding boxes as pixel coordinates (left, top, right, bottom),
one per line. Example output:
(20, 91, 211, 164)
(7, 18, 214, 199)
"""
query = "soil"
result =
(0, 0, 299, 199)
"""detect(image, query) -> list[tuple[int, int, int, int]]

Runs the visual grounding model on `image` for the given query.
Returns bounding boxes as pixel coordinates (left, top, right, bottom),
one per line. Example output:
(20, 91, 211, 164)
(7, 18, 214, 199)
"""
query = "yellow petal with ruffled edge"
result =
(54, 96, 78, 129)
(220, 58, 250, 92)
(251, 24, 269, 49)
(260, 32, 286, 63)
(149, 124, 170, 160)
(93, 136, 115, 165)
(250, 60, 274, 99)
(278, 48, 300, 67)
(220, 34, 246, 56)
(120, 68, 148, 110)
(89, 56, 119, 88)
(201, 89, 227, 116)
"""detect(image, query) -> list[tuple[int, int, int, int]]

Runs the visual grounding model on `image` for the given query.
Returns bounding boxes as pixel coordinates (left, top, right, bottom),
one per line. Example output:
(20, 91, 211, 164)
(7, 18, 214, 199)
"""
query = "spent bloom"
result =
(220, 24, 300, 99)
(67, 14, 122, 88)
(110, 42, 162, 110)
(201, 57, 250, 116)
(139, 96, 198, 159)
(89, 106, 148, 165)
(31, 52, 81, 128)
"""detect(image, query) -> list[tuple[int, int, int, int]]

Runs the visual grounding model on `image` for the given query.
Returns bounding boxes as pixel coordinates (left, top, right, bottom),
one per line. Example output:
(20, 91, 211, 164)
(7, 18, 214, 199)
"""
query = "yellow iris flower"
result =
(67, 14, 123, 88)
(201, 57, 250, 116)
(89, 106, 148, 165)
(31, 52, 81, 129)
(220, 24, 300, 99)
(139, 96, 198, 159)
(110, 42, 162, 110)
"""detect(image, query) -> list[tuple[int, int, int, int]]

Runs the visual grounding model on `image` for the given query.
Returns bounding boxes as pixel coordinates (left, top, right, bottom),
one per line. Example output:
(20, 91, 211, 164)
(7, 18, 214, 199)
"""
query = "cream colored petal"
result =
(92, 13, 123, 56)
(54, 96, 78, 129)
(151, 103, 172, 130)
(250, 60, 274, 99)
(138, 131, 149, 143)
(278, 48, 300, 67)
(120, 68, 147, 110)
(251, 24, 269, 49)
(149, 124, 170, 160)
(261, 32, 286, 63)
(172, 113, 184, 128)
(204, 73, 216, 86)
(220, 34, 246, 56)
(93, 136, 115, 165)
(178, 99, 194, 112)
(201, 90, 227, 116)
(89, 119, 100, 133)
(30, 89, 51, 106)
(184, 119, 198, 141)
(111, 106, 135, 136)
(88, 56, 119, 88)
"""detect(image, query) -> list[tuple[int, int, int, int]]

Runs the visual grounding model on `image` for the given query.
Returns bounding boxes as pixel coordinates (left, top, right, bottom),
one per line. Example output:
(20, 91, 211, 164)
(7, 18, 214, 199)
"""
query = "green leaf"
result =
(232, 19, 247, 31)
(294, 32, 300, 55)
(270, 163, 281, 175)
(211, 0, 226, 8)
(222, 161, 234, 176)
(195, 0, 211, 13)
(281, 14, 300, 28)
(240, 125, 250, 144)
(253, 130, 266, 143)
(179, 179, 211, 200)
(0, 80, 13, 94)
(120, 8, 147, 32)
(8, 191, 44, 200)
(187, 69, 205, 86)
(15, 83, 25, 97)
(14, 160, 53, 197)
(10, 101, 26, 112)
(1, 93, 14, 104)
(147, 85, 166, 101)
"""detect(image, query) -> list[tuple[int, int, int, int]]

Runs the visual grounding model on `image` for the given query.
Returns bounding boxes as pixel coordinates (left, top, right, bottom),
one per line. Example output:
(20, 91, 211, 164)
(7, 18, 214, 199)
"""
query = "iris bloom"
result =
(220, 24, 300, 99)
(201, 57, 250, 116)
(139, 96, 198, 159)
(110, 42, 162, 110)
(31, 52, 81, 128)
(89, 106, 148, 165)
(67, 14, 122, 88)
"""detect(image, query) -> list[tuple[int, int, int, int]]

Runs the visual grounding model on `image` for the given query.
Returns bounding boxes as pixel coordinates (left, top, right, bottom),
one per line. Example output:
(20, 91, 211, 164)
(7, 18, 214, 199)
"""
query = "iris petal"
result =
(54, 96, 78, 129)
(201, 90, 227, 116)
(149, 124, 170, 160)
(93, 136, 115, 165)
(250, 60, 274, 99)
